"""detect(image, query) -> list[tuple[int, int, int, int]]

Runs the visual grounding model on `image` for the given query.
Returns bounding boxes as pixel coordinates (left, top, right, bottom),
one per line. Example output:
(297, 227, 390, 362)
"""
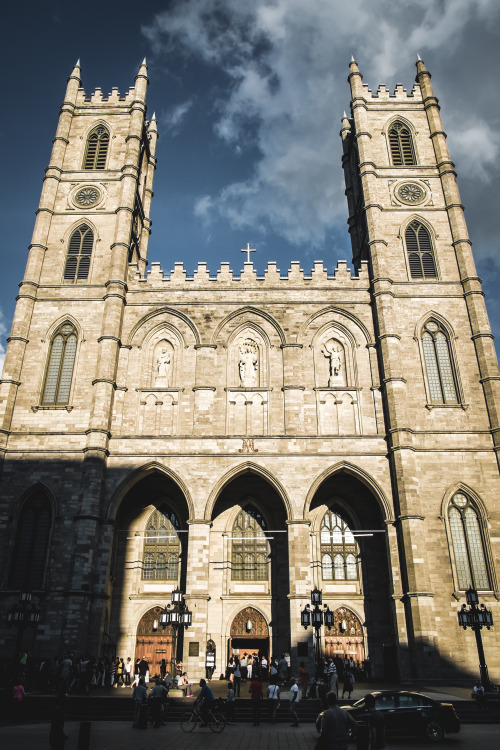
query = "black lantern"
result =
(160, 588, 192, 675)
(324, 609, 334, 628)
(301, 606, 311, 629)
(171, 588, 183, 604)
(311, 588, 322, 606)
(457, 588, 494, 688)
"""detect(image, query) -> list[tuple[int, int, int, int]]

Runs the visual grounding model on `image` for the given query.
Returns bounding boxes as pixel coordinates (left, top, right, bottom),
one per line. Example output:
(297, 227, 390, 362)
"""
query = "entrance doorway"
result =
(229, 607, 269, 661)
(324, 607, 365, 666)
(135, 606, 174, 678)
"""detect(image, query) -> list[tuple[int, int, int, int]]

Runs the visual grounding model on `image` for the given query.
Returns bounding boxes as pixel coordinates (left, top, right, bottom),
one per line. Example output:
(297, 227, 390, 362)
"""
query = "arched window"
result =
(388, 121, 416, 165)
(449, 492, 490, 590)
(142, 507, 181, 580)
(422, 320, 458, 404)
(42, 322, 78, 406)
(83, 125, 110, 170)
(405, 221, 437, 279)
(64, 224, 94, 282)
(9, 492, 51, 589)
(232, 505, 268, 581)
(321, 510, 358, 581)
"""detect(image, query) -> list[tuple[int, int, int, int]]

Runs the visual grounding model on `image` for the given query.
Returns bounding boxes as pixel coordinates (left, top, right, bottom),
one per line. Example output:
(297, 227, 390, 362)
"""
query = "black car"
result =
(316, 690, 460, 743)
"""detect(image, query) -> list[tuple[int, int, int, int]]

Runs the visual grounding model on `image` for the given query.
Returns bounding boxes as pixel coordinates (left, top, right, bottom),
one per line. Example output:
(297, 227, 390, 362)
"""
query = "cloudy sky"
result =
(1, 0, 499, 374)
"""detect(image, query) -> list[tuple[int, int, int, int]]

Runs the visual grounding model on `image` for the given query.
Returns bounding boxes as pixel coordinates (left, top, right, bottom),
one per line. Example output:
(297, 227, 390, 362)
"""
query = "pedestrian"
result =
(472, 681, 487, 711)
(289, 677, 300, 726)
(149, 678, 168, 728)
(240, 653, 248, 681)
(260, 654, 268, 680)
(132, 677, 148, 728)
(205, 649, 215, 680)
(299, 661, 309, 699)
(246, 657, 253, 680)
(267, 679, 280, 723)
(160, 658, 167, 680)
(319, 691, 357, 750)
(233, 656, 241, 697)
(365, 693, 385, 748)
(342, 669, 355, 699)
(124, 657, 132, 686)
(115, 658, 124, 688)
(58, 654, 72, 696)
(12, 680, 25, 722)
(164, 671, 173, 689)
(278, 653, 288, 686)
(133, 658, 141, 687)
(138, 655, 149, 684)
(328, 658, 338, 696)
(249, 673, 263, 725)
(79, 655, 91, 695)
(226, 682, 235, 723)
(196, 678, 215, 726)
(49, 700, 68, 750)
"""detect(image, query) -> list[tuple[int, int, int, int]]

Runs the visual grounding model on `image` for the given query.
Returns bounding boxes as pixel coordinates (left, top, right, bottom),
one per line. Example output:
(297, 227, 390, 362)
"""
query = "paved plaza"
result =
(0, 719, 498, 750)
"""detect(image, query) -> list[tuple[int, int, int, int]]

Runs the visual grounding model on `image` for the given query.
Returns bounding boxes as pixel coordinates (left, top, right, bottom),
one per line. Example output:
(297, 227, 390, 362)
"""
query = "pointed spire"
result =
(142, 57, 147, 66)
(351, 55, 356, 63)
(416, 53, 422, 61)
(75, 59, 80, 68)
(343, 111, 348, 119)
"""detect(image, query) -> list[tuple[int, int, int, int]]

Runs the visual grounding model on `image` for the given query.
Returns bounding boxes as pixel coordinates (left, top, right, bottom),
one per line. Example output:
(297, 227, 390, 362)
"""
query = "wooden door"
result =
(135, 606, 174, 677)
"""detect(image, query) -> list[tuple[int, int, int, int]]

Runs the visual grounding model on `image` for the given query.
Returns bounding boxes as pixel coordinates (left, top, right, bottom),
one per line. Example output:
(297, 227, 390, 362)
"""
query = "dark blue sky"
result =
(1, 1, 500, 371)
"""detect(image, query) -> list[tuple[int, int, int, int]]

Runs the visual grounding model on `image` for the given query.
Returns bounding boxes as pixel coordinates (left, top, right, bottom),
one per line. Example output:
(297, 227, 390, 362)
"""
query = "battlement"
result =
(75, 86, 138, 106)
(130, 259, 370, 289)
(359, 82, 422, 102)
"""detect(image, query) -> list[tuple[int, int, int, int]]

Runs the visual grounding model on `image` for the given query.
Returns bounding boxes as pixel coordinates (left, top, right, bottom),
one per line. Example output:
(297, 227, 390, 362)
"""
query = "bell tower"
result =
(341, 57, 500, 680)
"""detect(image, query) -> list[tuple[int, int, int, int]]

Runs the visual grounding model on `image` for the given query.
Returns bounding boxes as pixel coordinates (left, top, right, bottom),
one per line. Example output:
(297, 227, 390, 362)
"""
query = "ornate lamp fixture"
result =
(160, 588, 192, 674)
(457, 587, 494, 687)
(300, 589, 333, 663)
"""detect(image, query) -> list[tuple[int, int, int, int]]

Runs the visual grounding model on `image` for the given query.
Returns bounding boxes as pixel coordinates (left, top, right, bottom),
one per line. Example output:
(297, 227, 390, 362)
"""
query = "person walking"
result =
(342, 669, 355, 699)
(319, 691, 357, 750)
(267, 679, 280, 723)
(124, 657, 132, 687)
(249, 674, 263, 725)
(132, 678, 148, 729)
(233, 657, 242, 697)
(289, 677, 300, 726)
(149, 679, 168, 728)
(365, 693, 385, 749)
(278, 653, 288, 686)
(328, 658, 338, 697)
(299, 661, 309, 699)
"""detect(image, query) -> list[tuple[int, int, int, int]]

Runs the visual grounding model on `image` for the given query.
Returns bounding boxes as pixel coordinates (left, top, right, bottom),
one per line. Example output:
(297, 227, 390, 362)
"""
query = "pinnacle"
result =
(350, 55, 356, 63)
(417, 53, 422, 61)
(75, 59, 80, 67)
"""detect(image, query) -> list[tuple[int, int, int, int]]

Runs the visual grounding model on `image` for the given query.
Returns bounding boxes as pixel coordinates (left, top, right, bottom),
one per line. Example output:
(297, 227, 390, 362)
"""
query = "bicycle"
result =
(180, 702, 226, 733)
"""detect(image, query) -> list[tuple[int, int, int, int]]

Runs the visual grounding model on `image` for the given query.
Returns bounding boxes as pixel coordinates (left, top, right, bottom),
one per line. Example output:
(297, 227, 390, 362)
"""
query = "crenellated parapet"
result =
(75, 85, 141, 106)
(357, 82, 422, 102)
(129, 259, 370, 289)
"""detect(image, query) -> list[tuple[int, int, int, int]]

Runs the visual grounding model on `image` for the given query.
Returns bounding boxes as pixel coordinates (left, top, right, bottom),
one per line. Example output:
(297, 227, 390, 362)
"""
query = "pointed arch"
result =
(204, 462, 292, 521)
(404, 219, 437, 279)
(415, 313, 461, 405)
(41, 320, 78, 405)
(83, 123, 110, 170)
(8, 485, 54, 590)
(304, 462, 393, 522)
(106, 462, 194, 521)
(211, 306, 286, 346)
(127, 308, 200, 347)
(300, 307, 373, 346)
(386, 118, 417, 165)
(64, 223, 94, 282)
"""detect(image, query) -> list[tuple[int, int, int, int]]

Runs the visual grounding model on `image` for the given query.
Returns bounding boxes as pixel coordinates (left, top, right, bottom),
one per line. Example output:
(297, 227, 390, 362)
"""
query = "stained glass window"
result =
(422, 321, 458, 404)
(142, 507, 181, 580)
(42, 322, 78, 405)
(232, 505, 268, 581)
(320, 510, 358, 581)
(9, 492, 51, 589)
(449, 493, 490, 590)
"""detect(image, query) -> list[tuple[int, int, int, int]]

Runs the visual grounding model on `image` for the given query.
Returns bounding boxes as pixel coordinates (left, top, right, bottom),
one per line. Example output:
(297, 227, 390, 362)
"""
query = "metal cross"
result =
(241, 243, 256, 263)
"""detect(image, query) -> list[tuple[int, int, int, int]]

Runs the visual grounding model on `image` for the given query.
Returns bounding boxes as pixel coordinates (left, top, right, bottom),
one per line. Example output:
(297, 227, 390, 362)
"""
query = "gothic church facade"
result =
(0, 58, 499, 682)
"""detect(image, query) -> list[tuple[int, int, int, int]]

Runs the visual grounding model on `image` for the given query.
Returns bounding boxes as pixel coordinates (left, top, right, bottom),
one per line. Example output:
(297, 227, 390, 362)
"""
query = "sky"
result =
(1, 0, 500, 375)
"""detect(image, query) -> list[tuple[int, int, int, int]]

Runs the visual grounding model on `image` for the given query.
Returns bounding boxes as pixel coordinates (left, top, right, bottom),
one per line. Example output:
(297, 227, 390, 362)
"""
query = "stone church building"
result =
(1, 57, 499, 683)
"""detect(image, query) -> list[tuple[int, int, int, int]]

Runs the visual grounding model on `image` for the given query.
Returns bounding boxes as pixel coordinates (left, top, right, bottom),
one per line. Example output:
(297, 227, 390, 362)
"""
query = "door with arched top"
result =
(324, 607, 365, 666)
(134, 606, 174, 677)
(229, 606, 269, 661)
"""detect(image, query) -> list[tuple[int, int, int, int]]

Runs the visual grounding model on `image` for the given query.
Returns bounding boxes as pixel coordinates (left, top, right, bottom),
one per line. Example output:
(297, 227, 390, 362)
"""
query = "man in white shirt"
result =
(289, 677, 299, 726)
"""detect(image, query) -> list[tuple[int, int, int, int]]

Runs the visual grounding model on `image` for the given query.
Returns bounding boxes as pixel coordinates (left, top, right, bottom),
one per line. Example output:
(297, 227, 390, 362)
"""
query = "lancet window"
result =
(64, 224, 94, 282)
(83, 125, 109, 170)
(9, 492, 51, 589)
(449, 492, 490, 591)
(42, 322, 78, 406)
(389, 121, 416, 165)
(422, 320, 458, 404)
(232, 505, 268, 581)
(142, 508, 181, 581)
(405, 221, 437, 279)
(321, 510, 358, 581)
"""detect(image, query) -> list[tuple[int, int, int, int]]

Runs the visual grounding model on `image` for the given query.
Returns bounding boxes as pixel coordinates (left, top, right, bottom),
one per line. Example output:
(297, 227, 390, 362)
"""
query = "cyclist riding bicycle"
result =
(196, 678, 215, 726)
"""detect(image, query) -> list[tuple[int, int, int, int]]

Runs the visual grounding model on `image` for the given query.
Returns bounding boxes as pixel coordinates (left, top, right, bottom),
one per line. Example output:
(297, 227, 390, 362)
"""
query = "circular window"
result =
(398, 182, 425, 204)
(453, 493, 468, 508)
(75, 186, 100, 207)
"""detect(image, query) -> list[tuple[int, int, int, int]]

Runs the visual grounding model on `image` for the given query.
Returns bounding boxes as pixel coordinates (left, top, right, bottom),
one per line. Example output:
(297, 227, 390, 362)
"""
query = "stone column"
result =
(183, 520, 211, 677)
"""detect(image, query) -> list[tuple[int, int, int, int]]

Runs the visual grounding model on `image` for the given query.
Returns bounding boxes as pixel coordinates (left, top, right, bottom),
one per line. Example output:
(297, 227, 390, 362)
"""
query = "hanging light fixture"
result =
(311, 588, 322, 606)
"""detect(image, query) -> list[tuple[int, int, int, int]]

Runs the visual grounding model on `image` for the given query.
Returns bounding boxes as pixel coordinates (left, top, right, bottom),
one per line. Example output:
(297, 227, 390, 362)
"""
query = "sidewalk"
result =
(0, 718, 497, 750)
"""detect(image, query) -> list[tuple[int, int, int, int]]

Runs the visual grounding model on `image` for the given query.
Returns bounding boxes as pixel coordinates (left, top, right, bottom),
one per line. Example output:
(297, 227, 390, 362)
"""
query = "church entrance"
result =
(324, 607, 365, 666)
(229, 606, 269, 661)
(134, 606, 174, 678)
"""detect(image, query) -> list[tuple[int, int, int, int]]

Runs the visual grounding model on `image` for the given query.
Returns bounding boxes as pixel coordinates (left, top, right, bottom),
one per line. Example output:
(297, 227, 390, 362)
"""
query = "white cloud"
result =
(161, 99, 193, 136)
(447, 119, 500, 184)
(143, 0, 500, 247)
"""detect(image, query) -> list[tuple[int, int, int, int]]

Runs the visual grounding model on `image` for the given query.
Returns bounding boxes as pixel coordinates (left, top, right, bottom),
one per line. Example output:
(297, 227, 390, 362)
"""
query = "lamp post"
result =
(457, 587, 494, 688)
(301, 588, 334, 665)
(7, 592, 40, 665)
(159, 587, 192, 676)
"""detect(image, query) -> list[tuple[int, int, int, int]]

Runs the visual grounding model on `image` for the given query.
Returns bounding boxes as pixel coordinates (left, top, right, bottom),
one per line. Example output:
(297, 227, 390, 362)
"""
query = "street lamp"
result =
(301, 589, 333, 665)
(160, 588, 192, 675)
(457, 587, 494, 688)
(7, 592, 40, 665)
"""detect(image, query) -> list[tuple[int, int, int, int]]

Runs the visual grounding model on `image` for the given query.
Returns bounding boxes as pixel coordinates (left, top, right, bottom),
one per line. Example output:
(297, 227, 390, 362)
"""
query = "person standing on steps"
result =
(267, 679, 280, 724)
(233, 657, 242, 697)
(249, 674, 263, 725)
(289, 677, 300, 726)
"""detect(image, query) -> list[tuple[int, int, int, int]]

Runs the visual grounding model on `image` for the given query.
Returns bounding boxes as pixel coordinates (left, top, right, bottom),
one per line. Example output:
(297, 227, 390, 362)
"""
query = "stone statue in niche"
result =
(238, 339, 259, 387)
(155, 347, 172, 385)
(321, 339, 344, 386)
